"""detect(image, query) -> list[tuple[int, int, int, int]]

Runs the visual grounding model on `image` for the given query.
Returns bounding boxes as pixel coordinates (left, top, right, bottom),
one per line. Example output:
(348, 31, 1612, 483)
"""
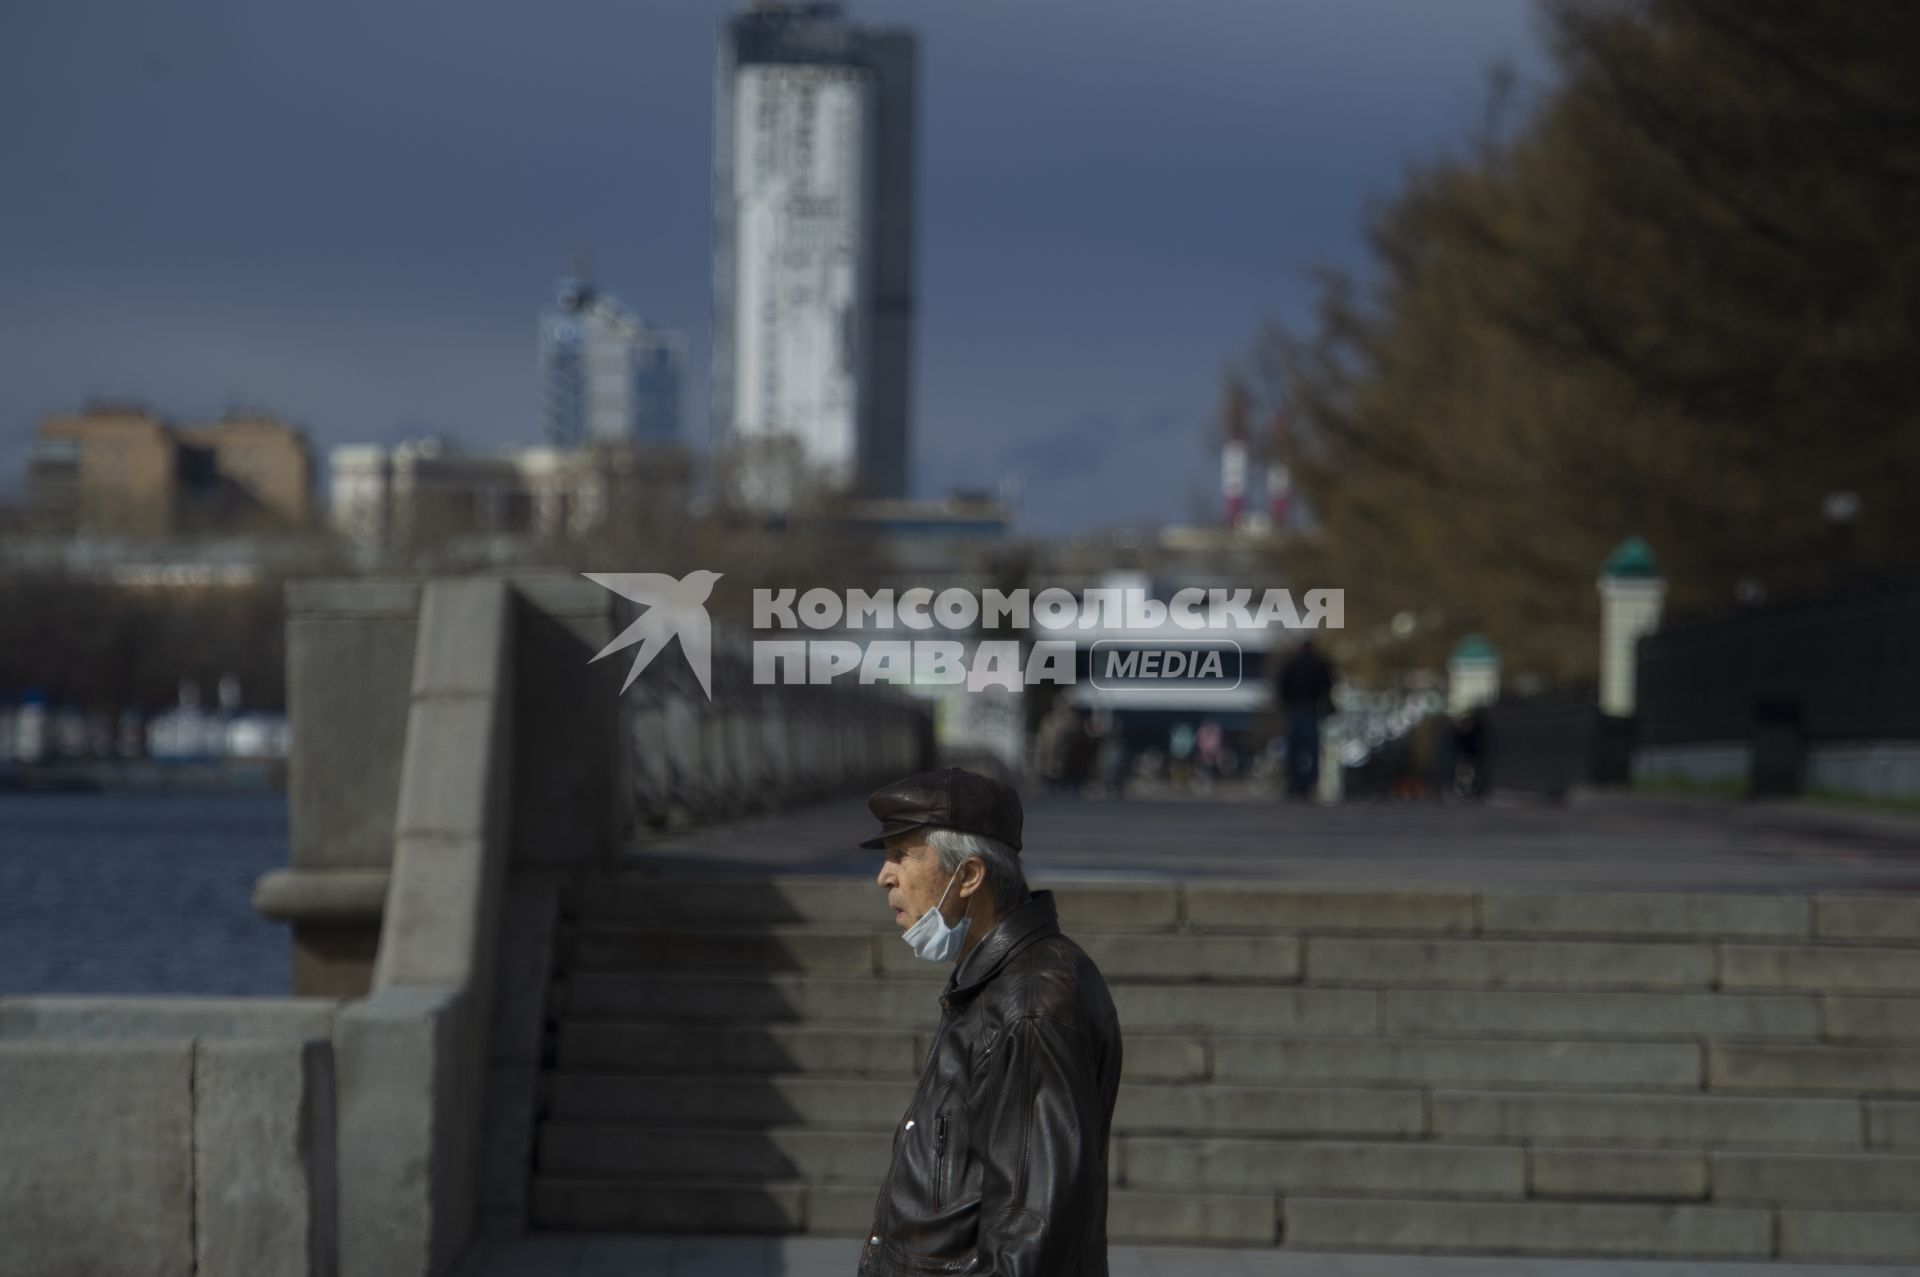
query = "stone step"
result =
(566, 926, 1905, 992)
(555, 1022, 923, 1078)
(1868, 1099, 1920, 1148)
(553, 1022, 1212, 1083)
(557, 972, 1382, 1034)
(577, 877, 1920, 944)
(528, 1176, 1279, 1245)
(553, 1022, 1706, 1091)
(531, 1130, 1920, 1220)
(1119, 1136, 1522, 1197)
(542, 1074, 1431, 1139)
(1279, 1196, 1773, 1259)
(1708, 1150, 1920, 1208)
(571, 876, 1181, 933)
(1379, 987, 1820, 1040)
(1302, 936, 1716, 989)
(1209, 1034, 1701, 1089)
(540, 1073, 1872, 1149)
(536, 1124, 1551, 1198)
(543, 1074, 913, 1131)
(537, 1124, 899, 1186)
(557, 970, 1831, 1041)
(1430, 1087, 1864, 1149)
(1527, 1148, 1708, 1200)
(566, 926, 1307, 983)
(1821, 996, 1920, 1044)
(1708, 1042, 1920, 1095)
(1778, 1207, 1920, 1262)
(569, 927, 881, 978)
(913, 932, 1305, 983)
(1814, 896, 1920, 945)
(1720, 943, 1920, 993)
(576, 878, 1920, 945)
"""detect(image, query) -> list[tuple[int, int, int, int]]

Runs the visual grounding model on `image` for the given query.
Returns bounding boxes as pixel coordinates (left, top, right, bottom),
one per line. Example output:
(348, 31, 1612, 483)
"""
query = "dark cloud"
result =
(0, 0, 1545, 533)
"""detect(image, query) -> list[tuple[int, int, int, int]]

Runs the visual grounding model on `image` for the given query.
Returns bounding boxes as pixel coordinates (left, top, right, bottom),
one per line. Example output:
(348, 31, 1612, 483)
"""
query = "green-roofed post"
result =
(1447, 633, 1500, 715)
(1597, 537, 1666, 717)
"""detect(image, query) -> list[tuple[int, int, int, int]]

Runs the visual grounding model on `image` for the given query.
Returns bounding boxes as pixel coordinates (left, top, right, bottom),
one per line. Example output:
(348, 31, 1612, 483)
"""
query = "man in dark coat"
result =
(858, 767, 1124, 1276)
(1275, 637, 1337, 799)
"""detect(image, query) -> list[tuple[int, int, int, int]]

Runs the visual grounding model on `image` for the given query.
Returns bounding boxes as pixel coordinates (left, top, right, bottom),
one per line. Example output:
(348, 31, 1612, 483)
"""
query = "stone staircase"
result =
(528, 874, 1920, 1263)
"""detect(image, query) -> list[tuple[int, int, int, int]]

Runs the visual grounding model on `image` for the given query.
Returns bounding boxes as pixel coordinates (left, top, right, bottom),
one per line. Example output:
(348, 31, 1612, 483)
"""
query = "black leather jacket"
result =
(857, 889, 1123, 1276)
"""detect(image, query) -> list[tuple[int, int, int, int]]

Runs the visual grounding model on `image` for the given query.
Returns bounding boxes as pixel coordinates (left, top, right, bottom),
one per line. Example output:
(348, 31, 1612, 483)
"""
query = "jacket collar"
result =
(942, 889, 1060, 1008)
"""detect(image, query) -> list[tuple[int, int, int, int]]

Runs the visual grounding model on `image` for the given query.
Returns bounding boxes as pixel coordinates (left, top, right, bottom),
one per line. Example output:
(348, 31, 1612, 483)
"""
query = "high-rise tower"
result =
(712, 2, 916, 507)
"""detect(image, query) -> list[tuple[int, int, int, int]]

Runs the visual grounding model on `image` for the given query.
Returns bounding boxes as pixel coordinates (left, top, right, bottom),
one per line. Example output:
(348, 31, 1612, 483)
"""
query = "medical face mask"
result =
(903, 865, 970, 962)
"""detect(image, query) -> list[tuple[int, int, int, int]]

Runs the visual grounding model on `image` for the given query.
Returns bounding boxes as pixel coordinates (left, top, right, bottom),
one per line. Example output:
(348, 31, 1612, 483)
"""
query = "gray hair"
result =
(925, 828, 1029, 916)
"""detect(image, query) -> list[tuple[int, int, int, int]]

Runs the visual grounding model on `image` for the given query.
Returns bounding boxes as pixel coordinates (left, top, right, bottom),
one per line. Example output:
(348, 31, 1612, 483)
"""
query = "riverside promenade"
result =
(18, 576, 1911, 1277)
(616, 787, 1920, 892)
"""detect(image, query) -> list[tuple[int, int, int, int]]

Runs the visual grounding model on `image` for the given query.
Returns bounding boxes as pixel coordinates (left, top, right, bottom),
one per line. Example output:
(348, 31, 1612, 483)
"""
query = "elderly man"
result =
(857, 767, 1123, 1277)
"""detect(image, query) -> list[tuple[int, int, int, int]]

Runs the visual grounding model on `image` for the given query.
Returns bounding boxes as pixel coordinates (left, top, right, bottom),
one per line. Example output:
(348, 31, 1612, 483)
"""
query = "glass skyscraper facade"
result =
(538, 272, 686, 448)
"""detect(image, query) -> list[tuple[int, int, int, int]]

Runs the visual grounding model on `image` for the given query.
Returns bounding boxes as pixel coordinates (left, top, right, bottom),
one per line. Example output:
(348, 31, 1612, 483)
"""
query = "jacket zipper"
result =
(934, 1112, 948, 1206)
(876, 1001, 956, 1244)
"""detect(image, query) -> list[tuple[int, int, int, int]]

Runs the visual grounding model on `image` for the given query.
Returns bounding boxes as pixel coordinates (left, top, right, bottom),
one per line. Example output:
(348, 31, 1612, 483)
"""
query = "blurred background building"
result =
(537, 263, 686, 448)
(26, 402, 314, 538)
(328, 436, 692, 564)
(711, 1, 916, 509)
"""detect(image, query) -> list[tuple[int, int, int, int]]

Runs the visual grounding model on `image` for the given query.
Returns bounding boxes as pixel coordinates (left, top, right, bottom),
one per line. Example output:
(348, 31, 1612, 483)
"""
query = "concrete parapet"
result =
(332, 986, 467, 1277)
(0, 994, 342, 1042)
(195, 1038, 339, 1277)
(0, 1027, 339, 1277)
(283, 580, 419, 877)
(0, 1039, 195, 1277)
(254, 870, 391, 926)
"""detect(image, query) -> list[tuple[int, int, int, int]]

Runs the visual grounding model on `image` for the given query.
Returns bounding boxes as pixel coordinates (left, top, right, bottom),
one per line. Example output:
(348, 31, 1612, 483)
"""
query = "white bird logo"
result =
(582, 570, 724, 698)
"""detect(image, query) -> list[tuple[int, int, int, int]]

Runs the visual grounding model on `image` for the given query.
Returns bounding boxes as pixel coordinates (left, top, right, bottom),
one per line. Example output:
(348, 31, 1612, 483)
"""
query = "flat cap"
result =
(860, 766, 1023, 852)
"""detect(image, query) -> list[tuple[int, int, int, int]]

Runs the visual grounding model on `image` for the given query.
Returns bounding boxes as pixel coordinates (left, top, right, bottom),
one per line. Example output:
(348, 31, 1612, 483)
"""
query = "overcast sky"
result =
(0, 0, 1549, 536)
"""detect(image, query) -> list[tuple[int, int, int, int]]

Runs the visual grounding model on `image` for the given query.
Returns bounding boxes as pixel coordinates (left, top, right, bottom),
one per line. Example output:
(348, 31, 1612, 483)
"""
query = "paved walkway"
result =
(454, 1233, 1912, 1275)
(622, 788, 1920, 893)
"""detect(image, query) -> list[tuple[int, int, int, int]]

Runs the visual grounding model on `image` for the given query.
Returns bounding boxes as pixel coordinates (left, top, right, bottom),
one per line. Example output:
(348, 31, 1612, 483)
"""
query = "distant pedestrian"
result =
(1274, 638, 1337, 799)
(1090, 711, 1129, 797)
(1035, 697, 1082, 796)
(1168, 721, 1196, 790)
(1452, 708, 1486, 799)
(1195, 719, 1226, 780)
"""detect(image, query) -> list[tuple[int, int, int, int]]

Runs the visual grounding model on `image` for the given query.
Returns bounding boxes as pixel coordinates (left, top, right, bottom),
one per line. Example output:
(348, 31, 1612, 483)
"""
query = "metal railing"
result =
(621, 629, 933, 832)
(1637, 579, 1920, 745)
